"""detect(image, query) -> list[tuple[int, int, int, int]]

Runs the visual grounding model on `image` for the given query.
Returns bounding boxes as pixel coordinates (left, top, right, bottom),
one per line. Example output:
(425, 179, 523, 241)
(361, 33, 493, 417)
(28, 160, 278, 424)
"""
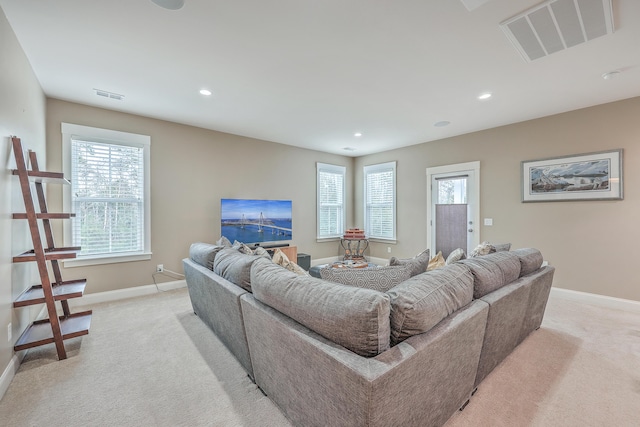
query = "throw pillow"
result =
(253, 246, 272, 259)
(216, 236, 232, 247)
(445, 248, 466, 265)
(469, 241, 496, 257)
(272, 248, 307, 275)
(389, 249, 430, 277)
(493, 242, 512, 252)
(320, 265, 410, 292)
(427, 251, 446, 271)
(235, 241, 254, 255)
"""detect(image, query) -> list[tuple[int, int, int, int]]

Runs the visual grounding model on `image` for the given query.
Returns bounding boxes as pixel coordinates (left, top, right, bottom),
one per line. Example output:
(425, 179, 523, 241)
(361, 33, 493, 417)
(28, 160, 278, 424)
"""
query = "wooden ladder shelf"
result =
(11, 136, 92, 360)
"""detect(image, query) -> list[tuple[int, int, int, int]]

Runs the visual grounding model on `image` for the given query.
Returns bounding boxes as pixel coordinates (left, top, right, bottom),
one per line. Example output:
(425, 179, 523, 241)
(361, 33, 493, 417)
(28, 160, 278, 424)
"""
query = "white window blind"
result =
(364, 161, 396, 241)
(71, 139, 145, 255)
(317, 163, 346, 239)
(62, 122, 151, 266)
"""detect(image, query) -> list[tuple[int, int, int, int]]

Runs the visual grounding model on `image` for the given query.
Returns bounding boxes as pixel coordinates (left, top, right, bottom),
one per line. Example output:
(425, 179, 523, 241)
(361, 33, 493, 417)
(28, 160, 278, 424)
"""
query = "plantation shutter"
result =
(364, 162, 396, 240)
(71, 138, 145, 256)
(317, 163, 345, 239)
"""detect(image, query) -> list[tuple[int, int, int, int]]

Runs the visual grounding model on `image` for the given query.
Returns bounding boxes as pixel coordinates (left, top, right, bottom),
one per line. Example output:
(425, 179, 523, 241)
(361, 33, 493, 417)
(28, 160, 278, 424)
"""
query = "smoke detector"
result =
(500, 0, 614, 62)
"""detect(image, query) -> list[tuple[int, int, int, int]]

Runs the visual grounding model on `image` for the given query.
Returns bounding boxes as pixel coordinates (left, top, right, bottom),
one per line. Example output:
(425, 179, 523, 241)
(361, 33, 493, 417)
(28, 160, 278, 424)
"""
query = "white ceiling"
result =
(2, 0, 639, 156)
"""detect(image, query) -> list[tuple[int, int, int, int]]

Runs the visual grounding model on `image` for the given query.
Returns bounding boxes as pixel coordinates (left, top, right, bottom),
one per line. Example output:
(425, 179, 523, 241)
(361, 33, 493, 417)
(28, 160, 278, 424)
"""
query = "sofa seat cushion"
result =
(459, 251, 522, 298)
(511, 248, 544, 276)
(189, 242, 225, 270)
(250, 258, 391, 357)
(213, 248, 263, 292)
(389, 249, 430, 277)
(319, 265, 410, 292)
(386, 263, 474, 345)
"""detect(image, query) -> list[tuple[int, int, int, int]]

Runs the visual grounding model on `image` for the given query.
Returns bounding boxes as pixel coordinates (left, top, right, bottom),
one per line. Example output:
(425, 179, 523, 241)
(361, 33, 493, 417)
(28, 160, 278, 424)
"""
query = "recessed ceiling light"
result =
(354, 132, 363, 137)
(150, 0, 185, 10)
(434, 121, 451, 127)
(602, 70, 621, 80)
(199, 89, 212, 96)
(343, 147, 356, 151)
(478, 93, 492, 100)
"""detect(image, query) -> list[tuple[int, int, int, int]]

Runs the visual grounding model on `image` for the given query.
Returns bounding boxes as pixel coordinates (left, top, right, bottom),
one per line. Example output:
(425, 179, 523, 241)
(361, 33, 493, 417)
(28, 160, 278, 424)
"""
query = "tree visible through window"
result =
(71, 140, 144, 255)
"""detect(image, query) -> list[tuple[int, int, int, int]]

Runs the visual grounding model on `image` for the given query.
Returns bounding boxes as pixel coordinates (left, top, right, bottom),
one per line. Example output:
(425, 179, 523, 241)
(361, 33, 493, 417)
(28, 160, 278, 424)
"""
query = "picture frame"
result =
(521, 149, 623, 202)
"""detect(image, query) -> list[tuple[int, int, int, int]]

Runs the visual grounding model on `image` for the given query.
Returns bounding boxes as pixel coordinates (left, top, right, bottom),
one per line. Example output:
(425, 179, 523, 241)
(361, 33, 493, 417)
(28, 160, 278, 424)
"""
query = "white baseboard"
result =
(550, 287, 640, 314)
(68, 279, 186, 308)
(0, 353, 23, 402)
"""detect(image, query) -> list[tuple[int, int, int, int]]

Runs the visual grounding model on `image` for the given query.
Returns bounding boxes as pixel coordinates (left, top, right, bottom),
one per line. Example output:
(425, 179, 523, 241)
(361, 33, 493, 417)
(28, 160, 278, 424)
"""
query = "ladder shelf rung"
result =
(14, 311, 92, 352)
(11, 169, 70, 184)
(12, 213, 76, 219)
(14, 279, 88, 308)
(13, 247, 82, 263)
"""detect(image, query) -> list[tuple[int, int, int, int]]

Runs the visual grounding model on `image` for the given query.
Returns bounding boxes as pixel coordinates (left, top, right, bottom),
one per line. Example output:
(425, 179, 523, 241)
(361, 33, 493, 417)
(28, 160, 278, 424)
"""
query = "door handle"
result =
(468, 229, 474, 232)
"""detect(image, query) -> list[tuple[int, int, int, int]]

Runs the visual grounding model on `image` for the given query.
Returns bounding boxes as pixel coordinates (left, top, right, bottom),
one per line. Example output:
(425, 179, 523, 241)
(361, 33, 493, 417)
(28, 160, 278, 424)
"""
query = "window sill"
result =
(316, 237, 342, 242)
(368, 238, 397, 244)
(62, 252, 152, 267)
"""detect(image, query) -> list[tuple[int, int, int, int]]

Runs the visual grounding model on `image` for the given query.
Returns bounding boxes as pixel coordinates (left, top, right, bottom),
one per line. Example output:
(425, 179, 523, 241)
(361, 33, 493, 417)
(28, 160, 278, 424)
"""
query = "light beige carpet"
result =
(1, 288, 638, 426)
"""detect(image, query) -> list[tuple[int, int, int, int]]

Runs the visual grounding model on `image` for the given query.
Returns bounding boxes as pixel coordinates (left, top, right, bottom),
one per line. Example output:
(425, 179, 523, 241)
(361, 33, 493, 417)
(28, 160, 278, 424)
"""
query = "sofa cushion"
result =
(319, 265, 410, 292)
(459, 251, 522, 298)
(250, 258, 391, 357)
(389, 249, 430, 277)
(189, 242, 225, 270)
(511, 248, 544, 276)
(213, 248, 262, 292)
(386, 263, 474, 345)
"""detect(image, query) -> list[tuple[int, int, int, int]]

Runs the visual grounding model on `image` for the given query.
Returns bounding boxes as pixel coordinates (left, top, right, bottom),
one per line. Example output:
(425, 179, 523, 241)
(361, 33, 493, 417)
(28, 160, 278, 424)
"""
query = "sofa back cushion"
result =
(189, 242, 225, 270)
(459, 251, 522, 298)
(386, 263, 474, 345)
(250, 258, 391, 357)
(511, 248, 544, 276)
(213, 248, 262, 292)
(319, 265, 410, 292)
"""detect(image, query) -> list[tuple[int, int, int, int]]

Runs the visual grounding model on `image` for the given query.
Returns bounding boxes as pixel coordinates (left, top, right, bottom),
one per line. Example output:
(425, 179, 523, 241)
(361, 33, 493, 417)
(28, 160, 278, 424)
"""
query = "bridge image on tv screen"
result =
(220, 198, 292, 245)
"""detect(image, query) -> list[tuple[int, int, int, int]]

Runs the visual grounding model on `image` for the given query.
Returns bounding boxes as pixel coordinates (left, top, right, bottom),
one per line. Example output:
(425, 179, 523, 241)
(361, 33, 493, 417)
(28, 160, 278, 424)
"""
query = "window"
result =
(62, 123, 151, 266)
(364, 161, 396, 241)
(317, 163, 346, 239)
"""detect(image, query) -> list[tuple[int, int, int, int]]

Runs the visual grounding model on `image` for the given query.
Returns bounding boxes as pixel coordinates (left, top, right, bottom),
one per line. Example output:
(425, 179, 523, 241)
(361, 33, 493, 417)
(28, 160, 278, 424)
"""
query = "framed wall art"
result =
(521, 149, 623, 202)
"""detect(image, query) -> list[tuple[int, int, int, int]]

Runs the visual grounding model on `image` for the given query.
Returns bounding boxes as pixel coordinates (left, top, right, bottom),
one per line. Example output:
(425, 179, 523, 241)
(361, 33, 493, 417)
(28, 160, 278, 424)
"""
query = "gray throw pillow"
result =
(216, 236, 232, 247)
(389, 249, 430, 277)
(458, 251, 522, 298)
(511, 248, 543, 276)
(320, 266, 410, 292)
(445, 248, 466, 265)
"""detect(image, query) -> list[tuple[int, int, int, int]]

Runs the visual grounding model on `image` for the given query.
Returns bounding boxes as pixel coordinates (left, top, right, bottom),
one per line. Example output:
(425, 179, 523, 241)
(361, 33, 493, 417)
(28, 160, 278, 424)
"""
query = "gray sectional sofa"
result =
(183, 244, 555, 427)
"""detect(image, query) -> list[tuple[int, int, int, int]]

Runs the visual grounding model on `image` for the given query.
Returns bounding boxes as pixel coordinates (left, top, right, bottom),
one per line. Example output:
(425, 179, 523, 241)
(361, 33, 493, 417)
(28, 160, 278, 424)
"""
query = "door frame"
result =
(426, 161, 480, 256)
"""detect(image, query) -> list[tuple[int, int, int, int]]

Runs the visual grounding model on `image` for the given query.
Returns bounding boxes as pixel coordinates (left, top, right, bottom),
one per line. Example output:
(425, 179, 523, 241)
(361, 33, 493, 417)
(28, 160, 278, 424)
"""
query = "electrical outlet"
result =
(7, 323, 11, 342)
(156, 264, 164, 273)
(387, 247, 391, 253)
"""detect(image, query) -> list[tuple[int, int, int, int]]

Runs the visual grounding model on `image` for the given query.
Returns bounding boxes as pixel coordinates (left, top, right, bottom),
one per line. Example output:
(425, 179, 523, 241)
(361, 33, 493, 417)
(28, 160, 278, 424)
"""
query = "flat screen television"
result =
(220, 198, 292, 246)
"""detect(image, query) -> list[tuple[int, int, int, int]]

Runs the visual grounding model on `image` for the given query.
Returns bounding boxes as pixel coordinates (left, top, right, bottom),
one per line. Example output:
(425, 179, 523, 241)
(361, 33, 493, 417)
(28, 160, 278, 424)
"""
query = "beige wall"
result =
(45, 99, 353, 294)
(1, 9, 47, 375)
(355, 97, 640, 302)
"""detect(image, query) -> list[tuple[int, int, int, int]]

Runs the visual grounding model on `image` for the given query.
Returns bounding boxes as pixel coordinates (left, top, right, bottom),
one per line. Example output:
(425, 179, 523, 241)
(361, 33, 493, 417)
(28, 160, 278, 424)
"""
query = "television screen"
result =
(221, 198, 292, 245)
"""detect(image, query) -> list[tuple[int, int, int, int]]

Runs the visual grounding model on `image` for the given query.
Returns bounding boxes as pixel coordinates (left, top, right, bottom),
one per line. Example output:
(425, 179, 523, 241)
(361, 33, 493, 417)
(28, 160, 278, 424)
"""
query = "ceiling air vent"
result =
(500, 0, 614, 62)
(94, 88, 125, 101)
